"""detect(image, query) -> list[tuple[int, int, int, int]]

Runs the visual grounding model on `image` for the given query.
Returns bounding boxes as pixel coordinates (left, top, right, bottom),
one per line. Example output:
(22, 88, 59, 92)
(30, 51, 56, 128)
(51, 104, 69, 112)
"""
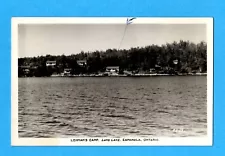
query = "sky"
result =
(18, 24, 206, 58)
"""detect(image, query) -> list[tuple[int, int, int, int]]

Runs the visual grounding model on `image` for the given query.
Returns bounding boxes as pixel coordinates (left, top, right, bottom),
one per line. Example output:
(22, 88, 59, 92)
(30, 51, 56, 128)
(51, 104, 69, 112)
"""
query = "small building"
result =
(155, 65, 162, 71)
(105, 66, 119, 74)
(19, 65, 30, 69)
(64, 68, 72, 74)
(19, 66, 31, 74)
(77, 60, 87, 66)
(19, 65, 30, 70)
(173, 59, 178, 65)
(149, 68, 156, 73)
(63, 68, 72, 76)
(31, 66, 38, 70)
(199, 67, 202, 73)
(46, 61, 56, 67)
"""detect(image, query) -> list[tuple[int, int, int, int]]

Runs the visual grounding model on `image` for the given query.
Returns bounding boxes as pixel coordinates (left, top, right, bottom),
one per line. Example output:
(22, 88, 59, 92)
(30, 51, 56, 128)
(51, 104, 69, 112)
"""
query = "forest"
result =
(18, 40, 207, 77)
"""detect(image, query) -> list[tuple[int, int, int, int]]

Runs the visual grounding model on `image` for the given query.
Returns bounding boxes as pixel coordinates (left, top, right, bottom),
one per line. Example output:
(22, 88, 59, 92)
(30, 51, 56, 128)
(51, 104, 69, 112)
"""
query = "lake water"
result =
(18, 76, 207, 138)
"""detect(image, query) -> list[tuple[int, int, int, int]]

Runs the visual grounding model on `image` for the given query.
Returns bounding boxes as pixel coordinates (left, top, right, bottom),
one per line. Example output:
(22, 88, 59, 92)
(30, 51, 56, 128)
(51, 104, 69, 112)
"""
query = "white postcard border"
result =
(11, 17, 213, 146)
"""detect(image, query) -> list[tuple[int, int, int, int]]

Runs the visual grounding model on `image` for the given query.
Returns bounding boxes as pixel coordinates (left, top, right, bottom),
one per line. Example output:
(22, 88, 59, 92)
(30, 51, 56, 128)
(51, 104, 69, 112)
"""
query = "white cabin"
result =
(46, 61, 56, 67)
(105, 66, 119, 75)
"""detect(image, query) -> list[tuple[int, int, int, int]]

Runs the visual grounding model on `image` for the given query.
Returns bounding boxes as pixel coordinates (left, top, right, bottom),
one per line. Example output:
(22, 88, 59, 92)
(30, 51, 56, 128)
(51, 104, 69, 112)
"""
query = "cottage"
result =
(19, 65, 30, 69)
(63, 68, 72, 76)
(105, 66, 119, 75)
(64, 68, 71, 73)
(149, 68, 156, 73)
(173, 59, 178, 65)
(19, 66, 30, 73)
(31, 66, 38, 70)
(154, 65, 162, 71)
(77, 60, 87, 66)
(46, 61, 56, 67)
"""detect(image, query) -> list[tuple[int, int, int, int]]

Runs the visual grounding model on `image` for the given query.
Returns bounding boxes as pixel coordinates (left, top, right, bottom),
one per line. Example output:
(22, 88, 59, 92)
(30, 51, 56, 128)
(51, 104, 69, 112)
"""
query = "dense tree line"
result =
(18, 40, 207, 77)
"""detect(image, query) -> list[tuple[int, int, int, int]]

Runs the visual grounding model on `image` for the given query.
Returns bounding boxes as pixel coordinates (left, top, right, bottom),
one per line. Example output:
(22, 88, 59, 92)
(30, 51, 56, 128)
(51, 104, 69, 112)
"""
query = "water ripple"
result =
(18, 76, 207, 138)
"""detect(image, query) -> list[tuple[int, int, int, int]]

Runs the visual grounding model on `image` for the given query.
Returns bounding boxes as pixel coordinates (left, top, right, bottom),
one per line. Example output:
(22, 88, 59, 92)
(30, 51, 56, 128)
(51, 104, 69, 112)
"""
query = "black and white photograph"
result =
(11, 17, 213, 146)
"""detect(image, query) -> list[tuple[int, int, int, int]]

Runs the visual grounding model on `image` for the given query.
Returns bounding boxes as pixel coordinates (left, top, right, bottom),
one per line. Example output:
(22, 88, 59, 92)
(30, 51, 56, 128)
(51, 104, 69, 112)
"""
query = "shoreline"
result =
(19, 73, 207, 78)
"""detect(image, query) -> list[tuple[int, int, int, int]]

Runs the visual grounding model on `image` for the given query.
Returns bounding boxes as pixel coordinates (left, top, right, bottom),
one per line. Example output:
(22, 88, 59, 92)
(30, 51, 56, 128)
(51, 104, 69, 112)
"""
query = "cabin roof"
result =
(106, 66, 119, 68)
(106, 66, 119, 69)
(77, 60, 87, 63)
(19, 65, 30, 68)
(46, 61, 56, 63)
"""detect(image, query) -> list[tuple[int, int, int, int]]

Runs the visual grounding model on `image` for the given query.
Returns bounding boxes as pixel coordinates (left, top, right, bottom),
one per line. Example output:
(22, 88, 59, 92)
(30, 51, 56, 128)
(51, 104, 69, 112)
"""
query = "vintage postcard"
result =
(11, 17, 213, 146)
